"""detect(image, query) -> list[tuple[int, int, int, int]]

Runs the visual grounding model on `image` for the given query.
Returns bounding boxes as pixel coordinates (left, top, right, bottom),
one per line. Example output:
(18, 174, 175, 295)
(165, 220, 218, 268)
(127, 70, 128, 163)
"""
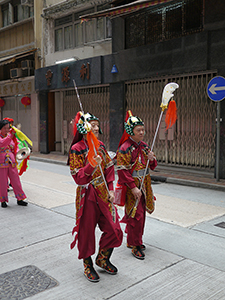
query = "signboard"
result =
(207, 76, 225, 102)
(0, 79, 34, 97)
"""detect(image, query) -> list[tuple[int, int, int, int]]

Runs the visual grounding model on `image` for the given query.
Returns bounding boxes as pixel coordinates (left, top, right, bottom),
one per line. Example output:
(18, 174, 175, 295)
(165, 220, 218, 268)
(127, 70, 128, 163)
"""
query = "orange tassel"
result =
(165, 100, 177, 130)
(73, 111, 82, 136)
(118, 110, 133, 147)
(19, 155, 30, 176)
(87, 131, 100, 167)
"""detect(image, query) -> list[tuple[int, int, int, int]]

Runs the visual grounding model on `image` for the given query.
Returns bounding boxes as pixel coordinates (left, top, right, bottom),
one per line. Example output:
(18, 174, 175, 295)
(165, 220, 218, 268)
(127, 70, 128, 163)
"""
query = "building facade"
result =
(37, 0, 113, 153)
(0, 0, 44, 151)
(36, 0, 225, 178)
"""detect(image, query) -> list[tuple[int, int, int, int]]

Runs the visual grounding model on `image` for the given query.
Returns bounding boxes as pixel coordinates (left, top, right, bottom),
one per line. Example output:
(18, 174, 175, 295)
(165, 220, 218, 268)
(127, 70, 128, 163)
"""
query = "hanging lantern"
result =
(21, 96, 31, 110)
(0, 98, 5, 113)
(0, 98, 5, 107)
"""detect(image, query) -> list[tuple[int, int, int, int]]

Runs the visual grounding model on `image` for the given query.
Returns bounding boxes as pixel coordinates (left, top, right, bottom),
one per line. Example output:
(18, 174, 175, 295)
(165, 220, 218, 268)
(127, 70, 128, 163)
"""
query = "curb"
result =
(30, 156, 225, 192)
(30, 156, 67, 166)
(151, 175, 225, 192)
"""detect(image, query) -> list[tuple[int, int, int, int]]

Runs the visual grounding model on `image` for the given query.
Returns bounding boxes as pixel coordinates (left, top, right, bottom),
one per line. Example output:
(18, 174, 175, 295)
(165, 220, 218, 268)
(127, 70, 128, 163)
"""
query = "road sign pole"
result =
(216, 102, 221, 182)
(207, 76, 225, 181)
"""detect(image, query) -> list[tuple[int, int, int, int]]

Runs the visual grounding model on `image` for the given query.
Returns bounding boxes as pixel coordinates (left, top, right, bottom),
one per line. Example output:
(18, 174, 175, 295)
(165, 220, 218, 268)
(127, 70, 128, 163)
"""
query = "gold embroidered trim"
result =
(105, 160, 114, 169)
(90, 176, 104, 188)
(116, 164, 132, 171)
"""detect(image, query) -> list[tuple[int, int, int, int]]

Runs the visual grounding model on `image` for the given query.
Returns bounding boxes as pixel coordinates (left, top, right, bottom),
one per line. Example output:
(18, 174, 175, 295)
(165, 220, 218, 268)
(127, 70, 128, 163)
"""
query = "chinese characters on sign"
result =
(45, 69, 53, 86)
(44, 63, 91, 88)
(62, 66, 70, 84)
(0, 80, 34, 97)
(80, 63, 90, 80)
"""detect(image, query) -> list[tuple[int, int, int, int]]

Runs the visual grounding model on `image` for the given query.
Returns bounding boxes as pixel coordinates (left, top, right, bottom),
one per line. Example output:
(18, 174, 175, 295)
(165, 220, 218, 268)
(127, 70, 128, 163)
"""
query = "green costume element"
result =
(124, 116, 144, 136)
(77, 113, 103, 135)
(17, 140, 30, 172)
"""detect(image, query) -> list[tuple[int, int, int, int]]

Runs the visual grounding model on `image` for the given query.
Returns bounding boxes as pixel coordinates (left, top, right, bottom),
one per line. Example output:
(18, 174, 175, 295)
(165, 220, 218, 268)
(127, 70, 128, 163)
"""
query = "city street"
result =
(1, 160, 225, 299)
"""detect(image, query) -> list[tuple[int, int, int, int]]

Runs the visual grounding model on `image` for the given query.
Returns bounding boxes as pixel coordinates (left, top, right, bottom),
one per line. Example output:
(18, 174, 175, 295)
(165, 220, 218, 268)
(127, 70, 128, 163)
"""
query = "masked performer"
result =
(116, 111, 157, 260)
(0, 120, 28, 208)
(69, 112, 123, 282)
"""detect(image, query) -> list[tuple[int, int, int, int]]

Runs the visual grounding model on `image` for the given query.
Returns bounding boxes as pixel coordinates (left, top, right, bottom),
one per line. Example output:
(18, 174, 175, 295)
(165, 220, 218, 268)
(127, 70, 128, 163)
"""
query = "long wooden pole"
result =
(131, 82, 179, 218)
(73, 79, 116, 222)
(130, 110, 164, 218)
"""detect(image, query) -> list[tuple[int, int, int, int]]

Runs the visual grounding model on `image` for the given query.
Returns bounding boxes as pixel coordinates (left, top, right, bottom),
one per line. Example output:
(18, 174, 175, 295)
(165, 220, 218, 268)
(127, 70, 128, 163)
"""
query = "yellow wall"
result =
(34, 0, 44, 69)
(0, 20, 34, 53)
(46, 0, 64, 6)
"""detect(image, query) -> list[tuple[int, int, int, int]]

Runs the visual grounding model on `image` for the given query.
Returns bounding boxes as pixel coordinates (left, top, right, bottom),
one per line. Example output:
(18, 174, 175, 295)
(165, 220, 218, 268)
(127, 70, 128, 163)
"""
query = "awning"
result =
(0, 48, 37, 67)
(80, 0, 173, 21)
(0, 54, 16, 66)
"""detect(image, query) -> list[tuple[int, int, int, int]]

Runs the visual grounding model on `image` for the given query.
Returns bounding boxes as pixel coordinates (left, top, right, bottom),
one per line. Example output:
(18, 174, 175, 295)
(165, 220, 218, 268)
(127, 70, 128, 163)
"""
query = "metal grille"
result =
(125, 71, 217, 169)
(0, 265, 58, 300)
(63, 85, 110, 154)
(125, 0, 204, 49)
(2, 96, 31, 139)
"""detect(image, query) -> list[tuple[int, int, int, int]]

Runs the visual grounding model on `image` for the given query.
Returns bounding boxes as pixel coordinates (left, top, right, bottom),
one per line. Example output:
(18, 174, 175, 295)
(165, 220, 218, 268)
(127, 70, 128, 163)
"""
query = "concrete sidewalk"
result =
(1, 201, 225, 299)
(1, 154, 225, 299)
(30, 151, 225, 192)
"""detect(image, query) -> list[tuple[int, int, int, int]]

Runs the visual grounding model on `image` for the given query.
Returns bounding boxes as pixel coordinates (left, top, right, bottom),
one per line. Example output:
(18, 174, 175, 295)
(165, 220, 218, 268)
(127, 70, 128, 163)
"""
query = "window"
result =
(106, 18, 112, 38)
(55, 15, 73, 51)
(85, 19, 95, 43)
(74, 22, 83, 47)
(1, 1, 34, 27)
(97, 17, 104, 40)
(64, 25, 73, 49)
(55, 28, 63, 52)
(13, 4, 34, 23)
(54, 6, 112, 52)
(146, 10, 162, 44)
(165, 3, 182, 40)
(2, 4, 10, 27)
(125, 0, 204, 49)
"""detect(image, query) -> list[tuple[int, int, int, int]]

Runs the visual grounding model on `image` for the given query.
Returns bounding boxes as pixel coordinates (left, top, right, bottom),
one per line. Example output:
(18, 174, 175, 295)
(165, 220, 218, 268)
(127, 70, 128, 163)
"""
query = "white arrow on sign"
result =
(209, 84, 225, 94)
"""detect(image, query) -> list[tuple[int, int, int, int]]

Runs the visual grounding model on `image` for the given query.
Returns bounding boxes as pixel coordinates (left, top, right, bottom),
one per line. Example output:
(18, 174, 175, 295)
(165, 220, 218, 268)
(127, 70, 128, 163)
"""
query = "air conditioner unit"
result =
(21, 60, 34, 69)
(21, 67, 34, 77)
(10, 68, 22, 78)
(21, 0, 33, 6)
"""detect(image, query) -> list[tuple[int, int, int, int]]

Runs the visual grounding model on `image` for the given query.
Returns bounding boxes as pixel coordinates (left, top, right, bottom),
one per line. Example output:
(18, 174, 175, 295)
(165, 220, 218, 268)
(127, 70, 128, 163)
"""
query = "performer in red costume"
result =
(69, 112, 123, 282)
(0, 120, 28, 208)
(116, 111, 157, 260)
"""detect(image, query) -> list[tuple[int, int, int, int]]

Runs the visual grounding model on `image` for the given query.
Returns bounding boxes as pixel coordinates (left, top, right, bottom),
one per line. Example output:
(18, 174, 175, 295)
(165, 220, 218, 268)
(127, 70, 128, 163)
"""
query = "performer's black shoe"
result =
(17, 200, 28, 206)
(95, 248, 118, 275)
(127, 243, 146, 251)
(1, 202, 8, 208)
(83, 257, 100, 282)
(132, 246, 145, 260)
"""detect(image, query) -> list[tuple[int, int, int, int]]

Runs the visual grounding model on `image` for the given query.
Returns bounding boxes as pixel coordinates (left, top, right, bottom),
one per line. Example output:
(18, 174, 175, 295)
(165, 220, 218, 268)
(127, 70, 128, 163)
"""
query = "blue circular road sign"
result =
(207, 76, 225, 102)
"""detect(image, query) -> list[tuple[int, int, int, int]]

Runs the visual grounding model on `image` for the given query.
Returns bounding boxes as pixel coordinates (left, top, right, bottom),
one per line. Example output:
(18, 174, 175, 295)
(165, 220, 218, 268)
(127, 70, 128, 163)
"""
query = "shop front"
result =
(0, 76, 39, 151)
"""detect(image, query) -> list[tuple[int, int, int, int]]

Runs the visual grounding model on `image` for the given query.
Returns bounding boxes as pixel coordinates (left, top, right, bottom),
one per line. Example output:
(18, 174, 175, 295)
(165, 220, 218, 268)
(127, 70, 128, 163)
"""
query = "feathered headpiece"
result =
(70, 111, 100, 167)
(3, 117, 14, 124)
(125, 114, 144, 136)
(76, 112, 102, 135)
(161, 82, 179, 130)
(118, 110, 144, 148)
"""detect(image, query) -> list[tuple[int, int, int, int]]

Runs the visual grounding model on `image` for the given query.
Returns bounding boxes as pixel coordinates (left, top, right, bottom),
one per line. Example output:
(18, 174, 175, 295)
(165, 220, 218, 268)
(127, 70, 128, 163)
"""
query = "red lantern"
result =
(0, 98, 5, 107)
(21, 96, 31, 108)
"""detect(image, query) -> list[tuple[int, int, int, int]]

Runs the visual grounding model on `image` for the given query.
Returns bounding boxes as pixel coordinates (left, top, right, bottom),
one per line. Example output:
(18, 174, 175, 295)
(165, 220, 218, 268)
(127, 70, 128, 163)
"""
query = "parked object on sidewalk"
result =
(0, 120, 28, 208)
(68, 111, 123, 282)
